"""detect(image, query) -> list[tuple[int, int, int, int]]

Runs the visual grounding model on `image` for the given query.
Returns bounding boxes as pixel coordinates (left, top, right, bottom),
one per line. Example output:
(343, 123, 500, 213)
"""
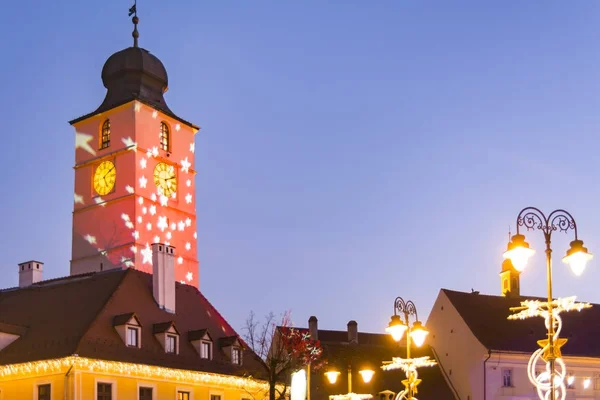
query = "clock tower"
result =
(69, 13, 200, 287)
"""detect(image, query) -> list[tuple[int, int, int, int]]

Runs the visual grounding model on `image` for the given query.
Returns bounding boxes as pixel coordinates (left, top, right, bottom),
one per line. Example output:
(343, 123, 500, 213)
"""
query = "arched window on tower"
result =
(160, 122, 170, 152)
(100, 119, 111, 149)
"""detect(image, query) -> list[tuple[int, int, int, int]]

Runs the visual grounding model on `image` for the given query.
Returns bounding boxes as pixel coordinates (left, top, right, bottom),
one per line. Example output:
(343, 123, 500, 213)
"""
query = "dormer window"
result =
(189, 329, 213, 360)
(160, 122, 170, 152)
(100, 119, 111, 149)
(166, 334, 178, 354)
(232, 346, 241, 365)
(154, 321, 180, 355)
(113, 313, 142, 349)
(127, 326, 139, 347)
(219, 335, 243, 366)
(201, 340, 212, 360)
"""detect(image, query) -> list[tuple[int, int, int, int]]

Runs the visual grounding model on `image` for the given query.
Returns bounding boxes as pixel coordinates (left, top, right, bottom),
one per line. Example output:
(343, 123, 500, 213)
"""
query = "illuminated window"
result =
(38, 384, 51, 400)
(97, 383, 112, 400)
(139, 387, 153, 400)
(166, 334, 177, 354)
(177, 392, 190, 400)
(201, 340, 212, 360)
(502, 368, 512, 387)
(594, 374, 600, 389)
(160, 122, 170, 151)
(100, 119, 111, 149)
(232, 346, 242, 365)
(127, 327, 139, 347)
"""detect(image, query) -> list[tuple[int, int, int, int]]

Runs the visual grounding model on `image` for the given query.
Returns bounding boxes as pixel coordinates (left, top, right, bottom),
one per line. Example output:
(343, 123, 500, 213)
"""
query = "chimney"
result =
(18, 261, 43, 287)
(308, 316, 318, 340)
(347, 320, 358, 344)
(151, 243, 176, 313)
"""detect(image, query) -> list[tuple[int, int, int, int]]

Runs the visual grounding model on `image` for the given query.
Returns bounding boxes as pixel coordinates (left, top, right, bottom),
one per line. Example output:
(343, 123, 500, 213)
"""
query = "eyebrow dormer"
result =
(113, 312, 142, 348)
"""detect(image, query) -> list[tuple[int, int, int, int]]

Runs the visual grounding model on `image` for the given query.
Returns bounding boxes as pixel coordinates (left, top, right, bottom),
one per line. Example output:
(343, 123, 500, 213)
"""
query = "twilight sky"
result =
(1, 1, 600, 334)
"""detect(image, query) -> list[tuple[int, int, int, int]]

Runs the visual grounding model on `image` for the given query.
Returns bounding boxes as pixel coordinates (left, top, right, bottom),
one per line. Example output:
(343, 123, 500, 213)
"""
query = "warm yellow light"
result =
(325, 370, 340, 384)
(386, 315, 407, 342)
(567, 375, 575, 385)
(0, 356, 272, 391)
(503, 234, 535, 272)
(563, 240, 593, 276)
(584, 378, 591, 389)
(409, 321, 429, 347)
(359, 369, 375, 383)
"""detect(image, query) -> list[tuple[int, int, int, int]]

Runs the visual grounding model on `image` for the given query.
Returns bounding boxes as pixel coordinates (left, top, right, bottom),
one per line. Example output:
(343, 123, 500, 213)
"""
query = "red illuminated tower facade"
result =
(69, 22, 200, 287)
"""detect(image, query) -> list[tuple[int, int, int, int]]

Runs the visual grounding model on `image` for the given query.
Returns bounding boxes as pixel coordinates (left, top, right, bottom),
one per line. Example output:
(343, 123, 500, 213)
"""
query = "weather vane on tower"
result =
(129, 0, 139, 47)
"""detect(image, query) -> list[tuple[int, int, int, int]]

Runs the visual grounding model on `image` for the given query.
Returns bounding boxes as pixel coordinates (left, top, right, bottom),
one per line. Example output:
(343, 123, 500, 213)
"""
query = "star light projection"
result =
(73, 101, 198, 286)
(508, 297, 592, 400)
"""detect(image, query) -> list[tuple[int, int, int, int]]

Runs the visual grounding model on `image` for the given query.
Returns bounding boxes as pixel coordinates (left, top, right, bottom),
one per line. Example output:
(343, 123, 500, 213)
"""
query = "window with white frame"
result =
(38, 384, 51, 400)
(210, 395, 222, 400)
(177, 391, 190, 400)
(201, 341, 212, 360)
(232, 347, 241, 365)
(166, 334, 178, 354)
(139, 386, 153, 400)
(594, 373, 600, 390)
(97, 382, 112, 400)
(127, 326, 139, 347)
(502, 368, 512, 387)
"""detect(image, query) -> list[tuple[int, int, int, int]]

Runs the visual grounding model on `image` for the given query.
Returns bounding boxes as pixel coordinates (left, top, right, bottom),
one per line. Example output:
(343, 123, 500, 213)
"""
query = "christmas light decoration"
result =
(382, 357, 437, 400)
(0, 356, 273, 391)
(508, 297, 592, 400)
(329, 393, 372, 400)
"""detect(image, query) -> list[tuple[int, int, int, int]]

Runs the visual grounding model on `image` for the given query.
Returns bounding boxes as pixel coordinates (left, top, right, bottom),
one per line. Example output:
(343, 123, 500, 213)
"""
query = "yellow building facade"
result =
(0, 357, 270, 399)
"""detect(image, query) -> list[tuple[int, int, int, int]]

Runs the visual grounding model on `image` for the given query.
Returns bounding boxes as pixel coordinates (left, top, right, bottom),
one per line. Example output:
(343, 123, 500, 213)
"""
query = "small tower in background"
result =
(500, 258, 520, 297)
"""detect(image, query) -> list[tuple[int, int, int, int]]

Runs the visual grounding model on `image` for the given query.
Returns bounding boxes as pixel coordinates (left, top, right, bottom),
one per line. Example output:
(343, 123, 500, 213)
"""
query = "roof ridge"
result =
(73, 269, 130, 355)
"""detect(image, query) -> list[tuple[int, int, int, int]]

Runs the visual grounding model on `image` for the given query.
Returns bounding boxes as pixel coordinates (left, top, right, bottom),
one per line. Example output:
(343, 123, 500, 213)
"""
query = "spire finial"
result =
(129, 1, 139, 47)
(508, 226, 512, 244)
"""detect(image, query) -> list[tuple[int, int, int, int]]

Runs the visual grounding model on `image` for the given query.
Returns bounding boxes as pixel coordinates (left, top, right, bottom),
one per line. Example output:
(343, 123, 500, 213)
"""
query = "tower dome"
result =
(94, 46, 173, 115)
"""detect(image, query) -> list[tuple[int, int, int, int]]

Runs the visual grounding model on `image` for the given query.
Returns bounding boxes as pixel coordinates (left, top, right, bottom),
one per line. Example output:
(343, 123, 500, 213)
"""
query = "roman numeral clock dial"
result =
(93, 160, 116, 196)
(154, 162, 177, 197)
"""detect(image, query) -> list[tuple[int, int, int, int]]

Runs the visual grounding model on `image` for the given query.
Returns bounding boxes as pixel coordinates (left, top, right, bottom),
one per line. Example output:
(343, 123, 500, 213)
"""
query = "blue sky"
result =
(1, 1, 600, 334)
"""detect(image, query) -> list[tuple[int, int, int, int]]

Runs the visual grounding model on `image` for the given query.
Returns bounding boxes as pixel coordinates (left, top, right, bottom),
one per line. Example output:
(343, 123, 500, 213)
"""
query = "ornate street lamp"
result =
(381, 297, 436, 400)
(325, 365, 375, 400)
(504, 207, 593, 400)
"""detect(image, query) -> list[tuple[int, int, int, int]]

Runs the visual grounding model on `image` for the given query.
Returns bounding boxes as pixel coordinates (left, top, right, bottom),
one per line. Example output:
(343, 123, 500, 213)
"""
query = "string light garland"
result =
(508, 296, 592, 400)
(0, 356, 273, 391)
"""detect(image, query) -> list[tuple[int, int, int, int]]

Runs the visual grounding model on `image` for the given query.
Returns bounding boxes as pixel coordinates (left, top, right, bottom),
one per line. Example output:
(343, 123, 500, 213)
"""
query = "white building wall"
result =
(427, 290, 489, 400)
(427, 290, 600, 400)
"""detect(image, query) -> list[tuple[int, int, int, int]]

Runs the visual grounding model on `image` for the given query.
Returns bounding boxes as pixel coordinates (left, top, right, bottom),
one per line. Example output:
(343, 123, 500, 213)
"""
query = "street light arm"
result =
(393, 297, 419, 324)
(516, 207, 577, 241)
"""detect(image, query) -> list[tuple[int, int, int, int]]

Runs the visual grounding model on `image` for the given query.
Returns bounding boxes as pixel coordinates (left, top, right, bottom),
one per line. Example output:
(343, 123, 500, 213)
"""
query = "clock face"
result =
(154, 162, 177, 197)
(93, 160, 116, 196)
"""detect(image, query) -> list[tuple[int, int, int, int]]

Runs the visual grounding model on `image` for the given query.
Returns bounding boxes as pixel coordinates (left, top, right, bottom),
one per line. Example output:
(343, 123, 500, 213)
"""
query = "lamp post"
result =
(381, 297, 436, 400)
(503, 207, 593, 400)
(324, 365, 375, 400)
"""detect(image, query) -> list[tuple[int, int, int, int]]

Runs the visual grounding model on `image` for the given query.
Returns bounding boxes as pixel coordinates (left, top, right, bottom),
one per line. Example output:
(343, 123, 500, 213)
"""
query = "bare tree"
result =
(243, 311, 324, 400)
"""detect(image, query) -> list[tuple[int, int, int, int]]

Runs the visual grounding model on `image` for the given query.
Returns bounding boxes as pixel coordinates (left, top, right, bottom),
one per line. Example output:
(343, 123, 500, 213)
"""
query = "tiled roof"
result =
(442, 289, 600, 356)
(290, 326, 457, 400)
(0, 268, 267, 378)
